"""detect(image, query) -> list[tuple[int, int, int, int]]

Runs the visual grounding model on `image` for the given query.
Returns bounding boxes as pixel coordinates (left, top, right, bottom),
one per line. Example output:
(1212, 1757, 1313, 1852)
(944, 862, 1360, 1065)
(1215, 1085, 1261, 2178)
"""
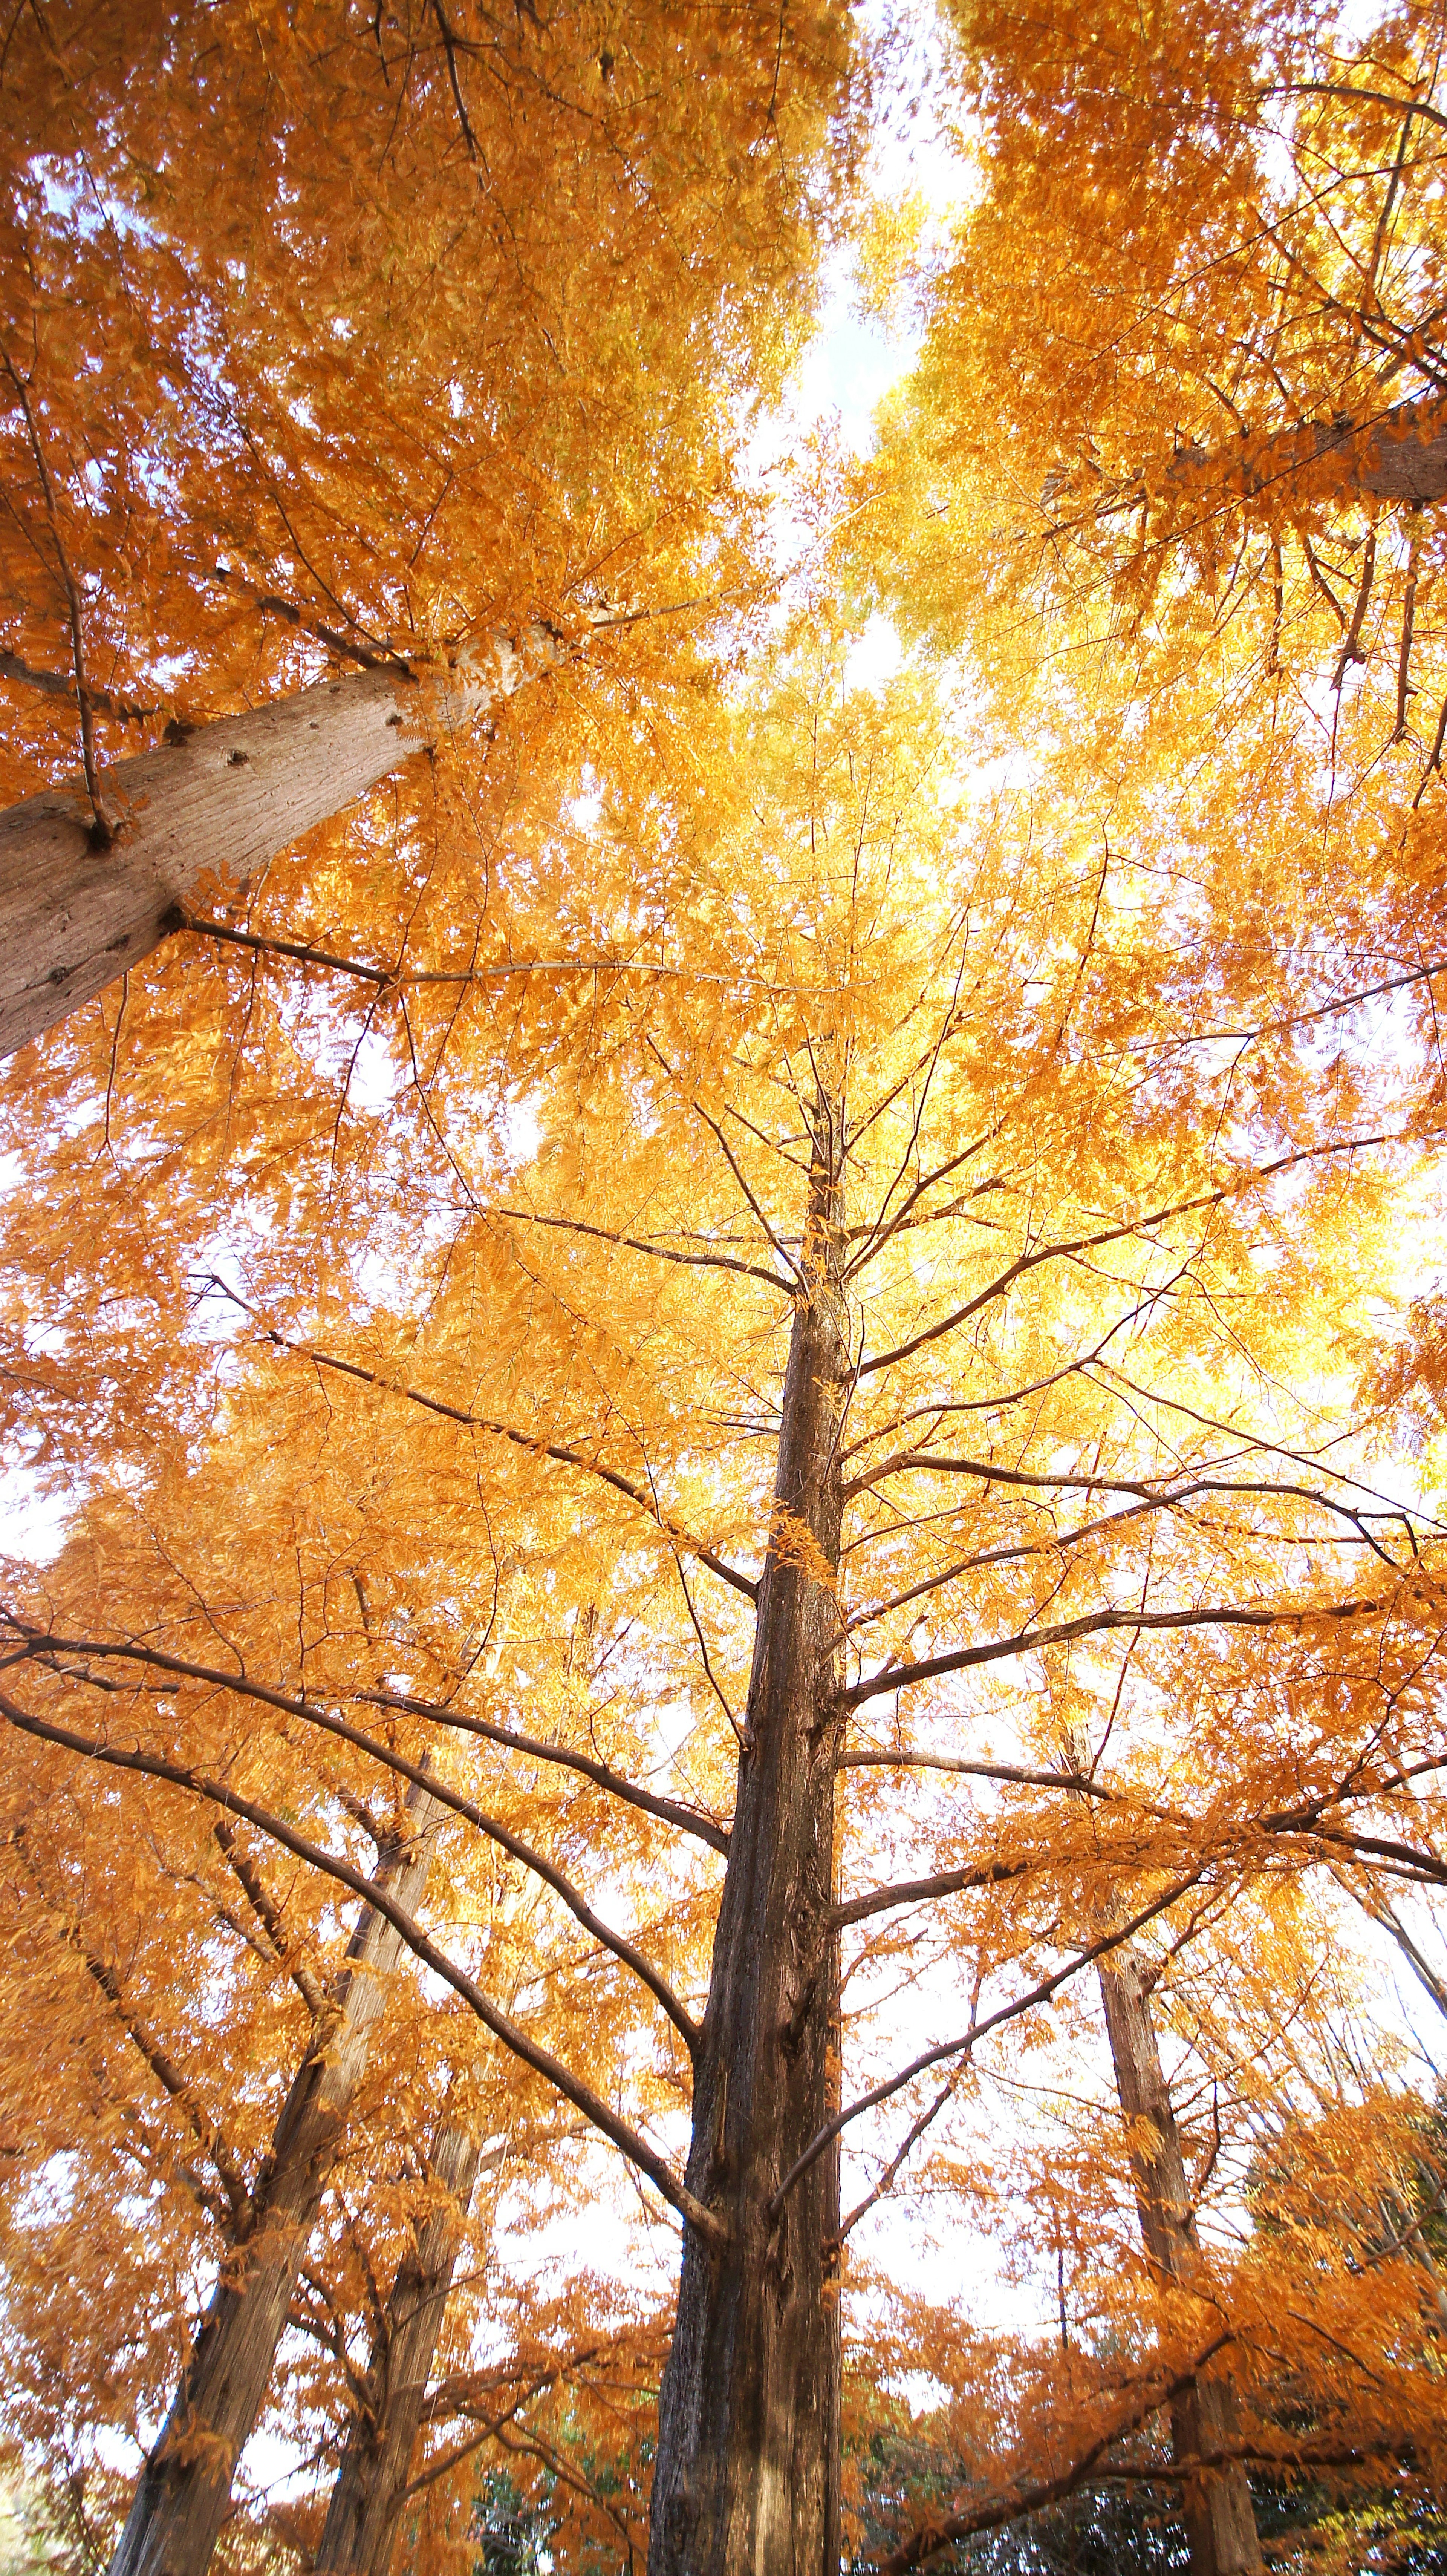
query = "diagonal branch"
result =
(878, 2334, 1235, 2573)
(361, 1684, 728, 1853)
(194, 1279, 756, 1601)
(211, 1818, 326, 2018)
(857, 1131, 1405, 1380)
(775, 1867, 1206, 2213)
(0, 1684, 724, 2244)
(7, 1631, 702, 2051)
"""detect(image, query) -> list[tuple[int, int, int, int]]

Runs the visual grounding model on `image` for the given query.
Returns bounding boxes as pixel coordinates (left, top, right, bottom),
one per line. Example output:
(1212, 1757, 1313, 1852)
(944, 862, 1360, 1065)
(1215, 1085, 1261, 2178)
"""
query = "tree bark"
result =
(313, 2105, 484, 2576)
(1163, 390, 1447, 513)
(109, 1789, 442, 2576)
(1097, 1955, 1263, 2576)
(0, 623, 575, 1061)
(649, 1105, 847, 2576)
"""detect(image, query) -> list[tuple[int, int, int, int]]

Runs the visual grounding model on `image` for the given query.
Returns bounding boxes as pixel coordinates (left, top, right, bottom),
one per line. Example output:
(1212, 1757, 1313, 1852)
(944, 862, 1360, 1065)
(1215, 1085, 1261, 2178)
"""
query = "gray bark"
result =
(313, 2107, 483, 2576)
(109, 1790, 442, 2576)
(0, 623, 576, 1060)
(650, 1109, 847, 2576)
(1098, 1956, 1263, 2576)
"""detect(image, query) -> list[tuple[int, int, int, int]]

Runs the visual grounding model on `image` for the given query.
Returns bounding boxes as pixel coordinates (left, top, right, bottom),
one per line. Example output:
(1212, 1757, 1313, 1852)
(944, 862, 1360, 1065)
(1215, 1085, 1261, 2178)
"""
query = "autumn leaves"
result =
(4, 0, 1447, 2570)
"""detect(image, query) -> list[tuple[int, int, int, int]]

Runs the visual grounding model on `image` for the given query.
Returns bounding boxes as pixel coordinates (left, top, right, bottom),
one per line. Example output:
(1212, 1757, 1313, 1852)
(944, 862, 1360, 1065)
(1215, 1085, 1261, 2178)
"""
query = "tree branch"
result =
(211, 1817, 326, 2016)
(856, 1132, 1405, 1380)
(878, 2335, 1236, 2572)
(194, 1283, 756, 1602)
(775, 1868, 1204, 2213)
(0, 647, 154, 726)
(8, 1631, 702, 2052)
(0, 1683, 725, 2244)
(843, 1590, 1384, 1709)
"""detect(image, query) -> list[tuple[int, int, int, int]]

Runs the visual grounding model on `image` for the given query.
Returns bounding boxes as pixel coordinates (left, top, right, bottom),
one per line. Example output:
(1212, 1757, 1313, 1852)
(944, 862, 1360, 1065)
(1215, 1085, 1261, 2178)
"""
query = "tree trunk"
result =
(313, 2105, 484, 2576)
(1164, 389, 1447, 512)
(0, 622, 575, 1061)
(109, 1790, 442, 2576)
(1098, 1956, 1263, 2576)
(650, 1108, 847, 2576)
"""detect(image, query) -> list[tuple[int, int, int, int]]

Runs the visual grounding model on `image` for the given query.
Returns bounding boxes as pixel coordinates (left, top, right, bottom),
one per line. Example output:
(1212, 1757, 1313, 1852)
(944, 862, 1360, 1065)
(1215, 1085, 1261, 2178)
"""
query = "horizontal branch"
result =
(841, 1461, 1412, 1563)
(0, 1686, 722, 2241)
(840, 1299, 1159, 1464)
(1257, 78, 1447, 138)
(857, 1132, 1404, 1380)
(840, 1749, 1114, 1801)
(843, 1591, 1384, 1708)
(493, 1204, 789, 1291)
(207, 559, 415, 673)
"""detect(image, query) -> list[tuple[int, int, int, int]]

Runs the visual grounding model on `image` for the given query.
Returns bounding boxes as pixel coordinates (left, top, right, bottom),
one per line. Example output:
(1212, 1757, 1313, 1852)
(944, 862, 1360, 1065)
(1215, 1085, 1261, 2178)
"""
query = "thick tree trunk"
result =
(313, 2105, 483, 2576)
(650, 1112, 848, 2576)
(1098, 1956, 1263, 2576)
(0, 622, 575, 1061)
(109, 1790, 442, 2576)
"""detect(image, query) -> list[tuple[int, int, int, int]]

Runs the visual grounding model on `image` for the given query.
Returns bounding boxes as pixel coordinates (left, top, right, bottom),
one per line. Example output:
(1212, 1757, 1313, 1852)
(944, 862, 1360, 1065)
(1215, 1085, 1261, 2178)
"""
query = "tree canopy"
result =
(5, 5, 1447, 2575)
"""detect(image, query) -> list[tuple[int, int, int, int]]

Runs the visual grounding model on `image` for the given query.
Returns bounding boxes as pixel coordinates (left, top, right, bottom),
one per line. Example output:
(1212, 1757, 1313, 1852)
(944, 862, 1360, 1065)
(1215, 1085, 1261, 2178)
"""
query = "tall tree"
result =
(107, 1783, 441, 2576)
(7, 641, 1447, 2566)
(312, 2098, 486, 2576)
(1097, 1950, 1263, 2575)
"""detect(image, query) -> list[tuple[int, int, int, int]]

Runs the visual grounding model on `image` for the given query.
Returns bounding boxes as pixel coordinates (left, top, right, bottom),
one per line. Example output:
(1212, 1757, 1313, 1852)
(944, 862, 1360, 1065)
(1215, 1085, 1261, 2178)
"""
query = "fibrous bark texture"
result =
(109, 1791, 441, 2576)
(650, 1110, 847, 2576)
(1098, 1956, 1263, 2576)
(0, 623, 575, 1060)
(314, 2106, 483, 2576)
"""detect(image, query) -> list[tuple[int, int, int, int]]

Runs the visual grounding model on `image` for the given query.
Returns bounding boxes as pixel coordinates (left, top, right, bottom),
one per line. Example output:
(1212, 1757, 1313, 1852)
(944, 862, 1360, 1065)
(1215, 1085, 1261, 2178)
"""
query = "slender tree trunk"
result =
(313, 2105, 484, 2576)
(650, 1105, 848, 2576)
(1098, 1956, 1263, 2576)
(0, 621, 576, 1061)
(109, 1790, 442, 2576)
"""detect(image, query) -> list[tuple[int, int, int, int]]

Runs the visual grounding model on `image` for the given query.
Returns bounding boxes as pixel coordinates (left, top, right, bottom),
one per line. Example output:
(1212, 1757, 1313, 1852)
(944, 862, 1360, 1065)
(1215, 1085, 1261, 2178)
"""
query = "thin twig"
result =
(1, 348, 116, 839)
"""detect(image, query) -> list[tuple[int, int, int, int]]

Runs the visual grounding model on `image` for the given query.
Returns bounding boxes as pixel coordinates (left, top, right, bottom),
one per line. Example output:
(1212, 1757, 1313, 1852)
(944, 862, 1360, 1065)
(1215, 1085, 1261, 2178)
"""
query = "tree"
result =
(1095, 1951, 1262, 2575)
(858, 0, 1447, 1008)
(106, 1784, 441, 2576)
(312, 2095, 485, 2576)
(7, 636, 1447, 2570)
(0, 0, 855, 1049)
